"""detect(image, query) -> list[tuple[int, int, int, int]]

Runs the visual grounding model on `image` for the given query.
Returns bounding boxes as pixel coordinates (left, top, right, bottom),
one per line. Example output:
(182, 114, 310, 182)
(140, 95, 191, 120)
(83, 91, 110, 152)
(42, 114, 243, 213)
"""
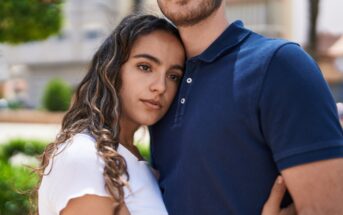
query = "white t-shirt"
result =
(38, 133, 168, 215)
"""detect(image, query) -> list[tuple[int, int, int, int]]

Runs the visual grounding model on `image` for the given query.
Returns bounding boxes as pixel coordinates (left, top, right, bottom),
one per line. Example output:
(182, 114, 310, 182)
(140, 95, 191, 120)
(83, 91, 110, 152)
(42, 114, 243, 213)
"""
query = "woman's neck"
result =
(119, 118, 144, 160)
(119, 118, 138, 146)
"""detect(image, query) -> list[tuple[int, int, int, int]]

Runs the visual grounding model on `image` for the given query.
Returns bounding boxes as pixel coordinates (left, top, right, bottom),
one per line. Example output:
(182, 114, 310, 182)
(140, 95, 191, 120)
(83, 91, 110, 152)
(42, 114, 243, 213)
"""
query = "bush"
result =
(0, 139, 47, 162)
(42, 78, 72, 112)
(0, 138, 150, 215)
(0, 160, 38, 215)
(7, 100, 23, 110)
(0, 139, 46, 215)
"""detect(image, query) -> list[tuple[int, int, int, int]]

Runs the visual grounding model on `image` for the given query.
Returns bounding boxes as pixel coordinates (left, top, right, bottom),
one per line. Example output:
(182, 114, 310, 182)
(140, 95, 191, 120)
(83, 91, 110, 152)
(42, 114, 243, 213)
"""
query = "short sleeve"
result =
(45, 134, 110, 213)
(259, 43, 343, 170)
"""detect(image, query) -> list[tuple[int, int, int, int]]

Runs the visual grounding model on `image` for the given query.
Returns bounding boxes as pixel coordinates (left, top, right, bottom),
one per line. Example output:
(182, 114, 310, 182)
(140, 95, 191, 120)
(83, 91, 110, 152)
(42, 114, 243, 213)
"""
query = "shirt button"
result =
(186, 78, 192, 84)
(180, 98, 186, 104)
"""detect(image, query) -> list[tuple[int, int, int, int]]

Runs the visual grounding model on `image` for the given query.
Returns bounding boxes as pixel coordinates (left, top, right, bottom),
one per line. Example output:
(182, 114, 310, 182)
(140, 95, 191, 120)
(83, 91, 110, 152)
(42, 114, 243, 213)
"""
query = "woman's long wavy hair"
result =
(35, 14, 181, 213)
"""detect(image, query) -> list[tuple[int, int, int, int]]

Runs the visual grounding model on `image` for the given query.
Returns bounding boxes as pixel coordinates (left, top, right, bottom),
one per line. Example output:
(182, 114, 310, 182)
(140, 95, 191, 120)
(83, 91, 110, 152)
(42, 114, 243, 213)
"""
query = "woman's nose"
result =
(150, 74, 167, 94)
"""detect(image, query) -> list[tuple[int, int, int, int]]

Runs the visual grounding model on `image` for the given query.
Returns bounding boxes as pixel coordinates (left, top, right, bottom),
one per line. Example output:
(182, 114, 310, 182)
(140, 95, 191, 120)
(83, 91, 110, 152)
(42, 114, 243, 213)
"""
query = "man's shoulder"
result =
(243, 31, 297, 55)
(234, 32, 302, 72)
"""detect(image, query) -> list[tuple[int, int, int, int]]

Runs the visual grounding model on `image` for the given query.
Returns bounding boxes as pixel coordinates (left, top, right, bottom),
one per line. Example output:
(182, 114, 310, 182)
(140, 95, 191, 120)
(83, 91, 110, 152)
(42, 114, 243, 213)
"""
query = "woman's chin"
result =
(141, 120, 158, 127)
(139, 116, 162, 127)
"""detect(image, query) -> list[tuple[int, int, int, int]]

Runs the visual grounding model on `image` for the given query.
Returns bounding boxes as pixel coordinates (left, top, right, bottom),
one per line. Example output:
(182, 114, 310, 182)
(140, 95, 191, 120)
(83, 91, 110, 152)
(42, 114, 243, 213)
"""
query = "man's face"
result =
(157, 0, 223, 27)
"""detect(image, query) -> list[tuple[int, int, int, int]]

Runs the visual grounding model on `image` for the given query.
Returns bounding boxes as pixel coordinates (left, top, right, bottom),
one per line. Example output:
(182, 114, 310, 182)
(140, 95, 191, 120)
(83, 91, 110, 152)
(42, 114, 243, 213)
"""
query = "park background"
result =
(0, 0, 343, 214)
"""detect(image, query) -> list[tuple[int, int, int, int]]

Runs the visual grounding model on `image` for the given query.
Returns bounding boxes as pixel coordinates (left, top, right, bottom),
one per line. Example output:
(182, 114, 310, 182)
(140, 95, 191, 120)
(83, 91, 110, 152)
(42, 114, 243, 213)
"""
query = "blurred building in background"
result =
(1, 0, 343, 108)
(0, 56, 9, 98)
(226, 0, 290, 38)
(225, 0, 343, 101)
(330, 36, 343, 72)
(0, 0, 132, 108)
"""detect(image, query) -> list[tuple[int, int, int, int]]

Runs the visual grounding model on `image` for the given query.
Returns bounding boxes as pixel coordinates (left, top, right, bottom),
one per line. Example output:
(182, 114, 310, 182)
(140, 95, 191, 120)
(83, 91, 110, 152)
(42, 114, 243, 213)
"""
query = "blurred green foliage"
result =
(0, 139, 46, 215)
(0, 160, 38, 215)
(7, 100, 23, 110)
(136, 142, 151, 163)
(0, 0, 63, 44)
(0, 137, 150, 215)
(0, 139, 47, 162)
(42, 78, 72, 112)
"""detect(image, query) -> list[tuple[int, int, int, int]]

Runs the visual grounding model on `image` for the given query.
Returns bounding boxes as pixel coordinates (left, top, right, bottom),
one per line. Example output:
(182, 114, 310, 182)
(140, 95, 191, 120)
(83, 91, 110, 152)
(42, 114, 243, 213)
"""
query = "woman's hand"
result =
(262, 176, 296, 215)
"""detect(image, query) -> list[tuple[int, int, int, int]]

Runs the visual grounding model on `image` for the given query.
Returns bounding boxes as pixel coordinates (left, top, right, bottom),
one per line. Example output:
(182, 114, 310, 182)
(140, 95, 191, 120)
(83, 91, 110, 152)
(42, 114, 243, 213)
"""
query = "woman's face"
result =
(119, 30, 185, 128)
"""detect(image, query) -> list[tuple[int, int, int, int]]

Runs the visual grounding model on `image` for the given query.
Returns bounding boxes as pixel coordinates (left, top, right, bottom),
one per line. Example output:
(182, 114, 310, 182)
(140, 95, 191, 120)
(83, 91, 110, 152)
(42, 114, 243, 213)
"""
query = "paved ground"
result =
(0, 123, 60, 144)
(0, 123, 149, 144)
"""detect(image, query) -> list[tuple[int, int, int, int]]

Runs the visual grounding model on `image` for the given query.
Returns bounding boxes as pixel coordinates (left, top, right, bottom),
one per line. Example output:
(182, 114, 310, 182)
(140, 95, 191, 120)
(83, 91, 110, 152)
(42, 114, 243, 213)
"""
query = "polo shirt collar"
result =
(193, 20, 251, 63)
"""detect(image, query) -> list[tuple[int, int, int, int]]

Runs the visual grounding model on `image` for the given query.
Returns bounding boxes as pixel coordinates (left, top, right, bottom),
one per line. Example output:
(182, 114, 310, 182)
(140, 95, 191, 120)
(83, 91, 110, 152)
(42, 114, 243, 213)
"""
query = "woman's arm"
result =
(60, 194, 130, 215)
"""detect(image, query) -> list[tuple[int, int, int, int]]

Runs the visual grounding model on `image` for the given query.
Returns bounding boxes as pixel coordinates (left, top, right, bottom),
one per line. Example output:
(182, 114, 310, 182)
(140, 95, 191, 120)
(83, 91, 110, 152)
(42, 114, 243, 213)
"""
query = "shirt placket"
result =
(174, 59, 197, 125)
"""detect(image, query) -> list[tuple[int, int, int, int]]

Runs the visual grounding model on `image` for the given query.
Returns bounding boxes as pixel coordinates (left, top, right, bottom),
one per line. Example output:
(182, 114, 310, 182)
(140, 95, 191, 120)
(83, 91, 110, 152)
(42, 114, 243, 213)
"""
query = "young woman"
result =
(37, 15, 295, 215)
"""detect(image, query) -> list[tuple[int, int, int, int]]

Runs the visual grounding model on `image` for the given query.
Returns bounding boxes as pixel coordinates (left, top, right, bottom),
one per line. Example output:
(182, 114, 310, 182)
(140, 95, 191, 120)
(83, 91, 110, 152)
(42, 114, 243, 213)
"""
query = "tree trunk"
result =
(133, 0, 143, 13)
(308, 0, 320, 60)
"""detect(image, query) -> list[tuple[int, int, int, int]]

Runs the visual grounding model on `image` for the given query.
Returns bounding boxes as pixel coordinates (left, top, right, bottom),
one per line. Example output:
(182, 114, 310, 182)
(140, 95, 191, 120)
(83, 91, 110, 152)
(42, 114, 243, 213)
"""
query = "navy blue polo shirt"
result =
(150, 21, 343, 215)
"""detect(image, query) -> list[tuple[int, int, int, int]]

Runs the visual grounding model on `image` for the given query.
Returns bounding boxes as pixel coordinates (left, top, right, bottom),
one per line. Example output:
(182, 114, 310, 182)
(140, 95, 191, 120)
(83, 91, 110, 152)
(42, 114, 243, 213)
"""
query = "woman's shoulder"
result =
(43, 132, 104, 178)
(39, 133, 110, 214)
(54, 133, 99, 164)
(40, 132, 108, 193)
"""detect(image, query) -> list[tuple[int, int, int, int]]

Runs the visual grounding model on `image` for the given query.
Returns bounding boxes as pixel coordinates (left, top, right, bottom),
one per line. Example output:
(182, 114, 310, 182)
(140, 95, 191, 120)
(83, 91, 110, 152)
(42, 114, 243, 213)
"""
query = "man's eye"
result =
(168, 74, 181, 82)
(137, 64, 151, 72)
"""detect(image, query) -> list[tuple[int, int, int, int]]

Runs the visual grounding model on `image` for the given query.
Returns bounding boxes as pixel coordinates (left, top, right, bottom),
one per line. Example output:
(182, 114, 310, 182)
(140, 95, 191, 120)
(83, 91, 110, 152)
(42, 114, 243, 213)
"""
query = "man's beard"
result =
(158, 0, 223, 27)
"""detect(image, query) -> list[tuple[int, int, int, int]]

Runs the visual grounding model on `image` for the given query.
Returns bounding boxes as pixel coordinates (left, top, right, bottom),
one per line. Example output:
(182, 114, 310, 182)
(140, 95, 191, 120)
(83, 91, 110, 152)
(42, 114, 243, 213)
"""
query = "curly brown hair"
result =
(35, 14, 181, 214)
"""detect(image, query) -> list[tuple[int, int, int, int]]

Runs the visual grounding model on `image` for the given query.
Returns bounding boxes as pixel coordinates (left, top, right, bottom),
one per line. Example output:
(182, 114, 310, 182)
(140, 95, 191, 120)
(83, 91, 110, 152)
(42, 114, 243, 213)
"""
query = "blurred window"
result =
(84, 29, 103, 40)
(56, 32, 68, 41)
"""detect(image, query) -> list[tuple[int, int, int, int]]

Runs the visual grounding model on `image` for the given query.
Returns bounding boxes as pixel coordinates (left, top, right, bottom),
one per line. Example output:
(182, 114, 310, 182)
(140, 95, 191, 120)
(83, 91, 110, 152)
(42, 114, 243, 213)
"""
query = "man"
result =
(150, 0, 343, 214)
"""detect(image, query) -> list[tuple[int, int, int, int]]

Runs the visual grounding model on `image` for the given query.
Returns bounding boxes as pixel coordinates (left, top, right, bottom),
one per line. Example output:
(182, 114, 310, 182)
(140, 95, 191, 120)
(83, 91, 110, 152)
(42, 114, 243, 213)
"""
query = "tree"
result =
(307, 0, 320, 60)
(133, 0, 143, 13)
(0, 0, 63, 44)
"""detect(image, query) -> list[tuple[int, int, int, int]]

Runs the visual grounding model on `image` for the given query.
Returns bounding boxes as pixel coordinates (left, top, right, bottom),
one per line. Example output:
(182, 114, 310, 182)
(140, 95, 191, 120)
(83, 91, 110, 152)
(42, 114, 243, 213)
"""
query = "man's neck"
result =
(178, 5, 229, 58)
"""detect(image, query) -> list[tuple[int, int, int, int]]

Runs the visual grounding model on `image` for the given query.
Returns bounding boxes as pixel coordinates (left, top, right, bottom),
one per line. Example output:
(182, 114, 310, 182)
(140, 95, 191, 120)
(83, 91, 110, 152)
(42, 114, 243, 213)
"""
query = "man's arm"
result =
(281, 158, 343, 215)
(258, 43, 343, 214)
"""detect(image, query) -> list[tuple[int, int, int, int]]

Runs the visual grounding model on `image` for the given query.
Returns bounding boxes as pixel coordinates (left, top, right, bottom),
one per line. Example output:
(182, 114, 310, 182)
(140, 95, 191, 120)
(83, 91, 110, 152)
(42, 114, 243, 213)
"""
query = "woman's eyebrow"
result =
(133, 53, 184, 72)
(133, 54, 161, 65)
(170, 64, 184, 72)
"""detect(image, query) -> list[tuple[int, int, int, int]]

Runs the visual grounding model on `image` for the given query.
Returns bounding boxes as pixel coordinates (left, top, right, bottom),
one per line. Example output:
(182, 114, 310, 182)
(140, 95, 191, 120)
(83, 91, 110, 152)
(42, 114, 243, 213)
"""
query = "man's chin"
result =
(172, 18, 205, 27)
(158, 0, 223, 27)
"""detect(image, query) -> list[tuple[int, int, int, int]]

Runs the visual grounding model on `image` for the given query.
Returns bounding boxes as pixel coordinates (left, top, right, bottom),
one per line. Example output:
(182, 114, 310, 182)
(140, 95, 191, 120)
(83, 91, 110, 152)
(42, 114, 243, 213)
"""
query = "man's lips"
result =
(140, 99, 162, 110)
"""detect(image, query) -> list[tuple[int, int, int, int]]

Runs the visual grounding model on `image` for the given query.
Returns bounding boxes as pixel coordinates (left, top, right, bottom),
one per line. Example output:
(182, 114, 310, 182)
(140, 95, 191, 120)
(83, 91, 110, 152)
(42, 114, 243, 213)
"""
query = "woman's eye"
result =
(137, 64, 151, 72)
(168, 74, 182, 82)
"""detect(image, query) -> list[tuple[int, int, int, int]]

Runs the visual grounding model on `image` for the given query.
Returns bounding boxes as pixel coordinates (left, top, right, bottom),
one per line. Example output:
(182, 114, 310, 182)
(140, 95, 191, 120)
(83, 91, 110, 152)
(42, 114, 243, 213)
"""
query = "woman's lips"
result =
(140, 99, 162, 110)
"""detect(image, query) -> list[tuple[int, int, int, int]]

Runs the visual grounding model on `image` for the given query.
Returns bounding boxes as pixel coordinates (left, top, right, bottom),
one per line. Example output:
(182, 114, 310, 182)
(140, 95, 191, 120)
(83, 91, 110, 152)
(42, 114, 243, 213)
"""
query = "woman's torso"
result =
(38, 133, 168, 215)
